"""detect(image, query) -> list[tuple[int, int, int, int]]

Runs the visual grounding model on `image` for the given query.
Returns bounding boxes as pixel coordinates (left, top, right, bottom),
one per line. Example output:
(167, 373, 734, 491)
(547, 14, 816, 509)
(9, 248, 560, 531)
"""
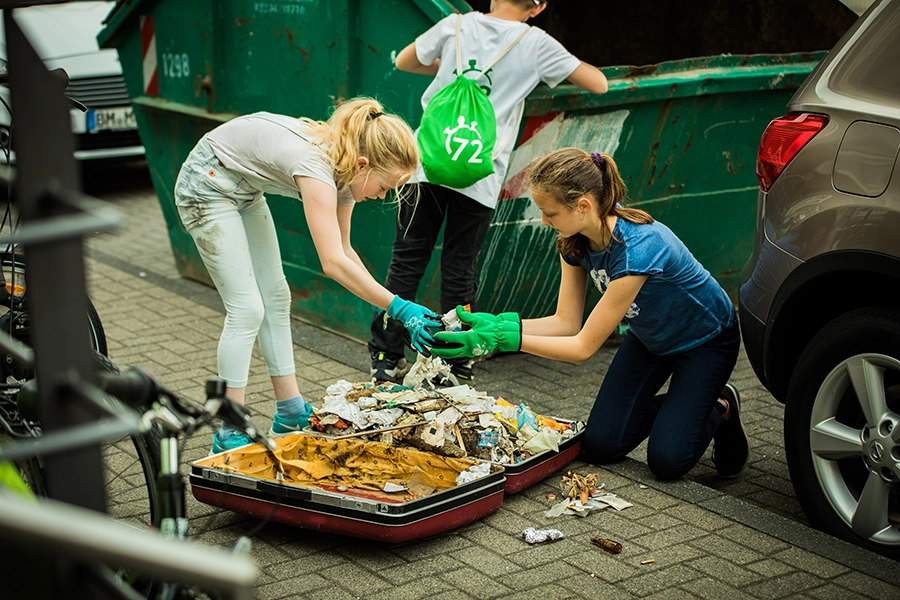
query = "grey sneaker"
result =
(712, 383, 749, 478)
(370, 351, 409, 384)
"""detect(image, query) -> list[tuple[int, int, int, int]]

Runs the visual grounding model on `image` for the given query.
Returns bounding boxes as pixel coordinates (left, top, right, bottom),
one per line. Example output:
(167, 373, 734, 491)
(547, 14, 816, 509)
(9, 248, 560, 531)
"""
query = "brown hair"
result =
(525, 148, 653, 259)
(300, 97, 418, 197)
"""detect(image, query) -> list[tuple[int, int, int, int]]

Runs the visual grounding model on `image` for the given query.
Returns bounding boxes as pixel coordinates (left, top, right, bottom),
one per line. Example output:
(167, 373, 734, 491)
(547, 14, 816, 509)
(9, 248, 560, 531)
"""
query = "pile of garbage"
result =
(306, 356, 582, 465)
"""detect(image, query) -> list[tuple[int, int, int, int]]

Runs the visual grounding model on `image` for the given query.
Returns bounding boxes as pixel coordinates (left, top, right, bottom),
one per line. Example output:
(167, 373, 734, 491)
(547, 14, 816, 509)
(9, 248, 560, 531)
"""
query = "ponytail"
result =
(525, 148, 652, 259)
(300, 97, 419, 192)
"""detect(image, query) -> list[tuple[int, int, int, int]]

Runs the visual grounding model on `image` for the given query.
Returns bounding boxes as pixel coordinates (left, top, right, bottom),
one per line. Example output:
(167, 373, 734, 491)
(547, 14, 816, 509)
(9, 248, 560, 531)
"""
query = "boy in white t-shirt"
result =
(368, 0, 608, 385)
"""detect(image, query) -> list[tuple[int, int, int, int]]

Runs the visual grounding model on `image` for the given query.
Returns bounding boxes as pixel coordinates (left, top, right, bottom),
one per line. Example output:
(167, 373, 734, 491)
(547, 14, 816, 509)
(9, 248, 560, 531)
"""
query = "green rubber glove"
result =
(431, 306, 522, 359)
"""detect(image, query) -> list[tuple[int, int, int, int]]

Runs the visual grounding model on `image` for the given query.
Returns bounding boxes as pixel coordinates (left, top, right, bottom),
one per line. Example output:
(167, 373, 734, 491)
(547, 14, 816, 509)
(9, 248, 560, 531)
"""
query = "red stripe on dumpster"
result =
(499, 169, 528, 201)
(141, 16, 159, 96)
(498, 112, 563, 200)
(517, 112, 560, 147)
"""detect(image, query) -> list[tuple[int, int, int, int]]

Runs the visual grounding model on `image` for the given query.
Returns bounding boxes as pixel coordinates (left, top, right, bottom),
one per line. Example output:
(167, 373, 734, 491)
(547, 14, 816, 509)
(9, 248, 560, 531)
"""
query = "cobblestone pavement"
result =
(81, 162, 899, 599)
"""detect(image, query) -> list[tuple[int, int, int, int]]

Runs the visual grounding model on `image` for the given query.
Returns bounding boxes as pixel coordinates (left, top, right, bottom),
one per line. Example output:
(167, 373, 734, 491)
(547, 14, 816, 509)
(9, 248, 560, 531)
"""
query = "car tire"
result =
(785, 307, 900, 560)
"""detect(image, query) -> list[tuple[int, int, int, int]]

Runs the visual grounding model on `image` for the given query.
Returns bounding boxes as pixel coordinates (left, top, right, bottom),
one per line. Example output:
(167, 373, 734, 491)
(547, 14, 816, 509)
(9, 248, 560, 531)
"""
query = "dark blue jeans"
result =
(581, 319, 740, 481)
(369, 183, 494, 358)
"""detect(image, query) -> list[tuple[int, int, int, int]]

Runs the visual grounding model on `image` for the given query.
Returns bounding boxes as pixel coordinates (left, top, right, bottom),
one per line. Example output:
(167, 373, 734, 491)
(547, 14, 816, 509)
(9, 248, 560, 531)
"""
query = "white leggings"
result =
(174, 138, 295, 388)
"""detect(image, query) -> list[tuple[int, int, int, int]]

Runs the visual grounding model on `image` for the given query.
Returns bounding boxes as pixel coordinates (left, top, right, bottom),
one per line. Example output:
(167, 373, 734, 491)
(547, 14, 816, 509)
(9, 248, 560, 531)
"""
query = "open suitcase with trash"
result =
(190, 356, 585, 541)
(190, 433, 506, 543)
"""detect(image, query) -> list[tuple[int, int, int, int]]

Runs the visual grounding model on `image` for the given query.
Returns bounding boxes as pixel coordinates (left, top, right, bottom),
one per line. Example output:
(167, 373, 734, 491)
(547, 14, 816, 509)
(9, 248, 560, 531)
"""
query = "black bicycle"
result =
(0, 65, 162, 531)
(1, 357, 278, 599)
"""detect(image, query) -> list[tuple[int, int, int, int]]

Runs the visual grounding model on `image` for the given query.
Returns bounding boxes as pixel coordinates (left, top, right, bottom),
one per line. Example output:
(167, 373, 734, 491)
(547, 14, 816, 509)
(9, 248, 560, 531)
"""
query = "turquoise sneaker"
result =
(270, 403, 313, 436)
(209, 431, 252, 456)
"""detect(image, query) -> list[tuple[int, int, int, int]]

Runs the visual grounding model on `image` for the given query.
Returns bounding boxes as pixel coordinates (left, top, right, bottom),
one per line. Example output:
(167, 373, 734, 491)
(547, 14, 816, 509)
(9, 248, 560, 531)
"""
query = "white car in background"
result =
(0, 1, 143, 163)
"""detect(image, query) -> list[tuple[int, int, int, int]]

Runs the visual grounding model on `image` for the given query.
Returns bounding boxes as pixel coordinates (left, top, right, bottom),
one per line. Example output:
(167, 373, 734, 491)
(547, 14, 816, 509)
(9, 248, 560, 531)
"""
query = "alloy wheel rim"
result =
(810, 353, 900, 547)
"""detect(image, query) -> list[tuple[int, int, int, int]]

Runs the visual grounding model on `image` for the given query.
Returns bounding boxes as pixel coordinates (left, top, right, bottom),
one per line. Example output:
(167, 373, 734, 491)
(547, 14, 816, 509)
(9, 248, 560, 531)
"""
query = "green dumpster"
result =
(97, 0, 855, 342)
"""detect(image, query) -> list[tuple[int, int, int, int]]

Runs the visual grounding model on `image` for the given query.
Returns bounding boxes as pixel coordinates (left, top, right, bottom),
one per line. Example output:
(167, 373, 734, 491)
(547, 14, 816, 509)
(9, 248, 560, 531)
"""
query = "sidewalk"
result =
(83, 163, 900, 599)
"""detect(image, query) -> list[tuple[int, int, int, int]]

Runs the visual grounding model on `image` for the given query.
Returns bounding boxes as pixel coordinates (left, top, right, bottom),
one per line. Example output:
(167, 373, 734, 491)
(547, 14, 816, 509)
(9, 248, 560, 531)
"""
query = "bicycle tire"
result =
(0, 252, 160, 532)
(92, 351, 162, 531)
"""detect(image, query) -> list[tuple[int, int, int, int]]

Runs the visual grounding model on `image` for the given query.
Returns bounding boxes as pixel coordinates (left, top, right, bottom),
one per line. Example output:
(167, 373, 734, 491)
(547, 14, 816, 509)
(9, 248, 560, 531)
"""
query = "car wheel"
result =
(785, 307, 900, 559)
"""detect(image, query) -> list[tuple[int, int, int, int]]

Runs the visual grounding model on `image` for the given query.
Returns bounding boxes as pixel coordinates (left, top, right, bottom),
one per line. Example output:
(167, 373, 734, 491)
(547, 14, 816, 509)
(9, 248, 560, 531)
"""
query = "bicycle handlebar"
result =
(97, 367, 277, 453)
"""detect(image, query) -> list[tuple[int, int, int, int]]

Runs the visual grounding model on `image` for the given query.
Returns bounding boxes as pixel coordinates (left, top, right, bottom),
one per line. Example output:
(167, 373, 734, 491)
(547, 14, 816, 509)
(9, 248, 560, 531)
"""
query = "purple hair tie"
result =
(590, 152, 606, 171)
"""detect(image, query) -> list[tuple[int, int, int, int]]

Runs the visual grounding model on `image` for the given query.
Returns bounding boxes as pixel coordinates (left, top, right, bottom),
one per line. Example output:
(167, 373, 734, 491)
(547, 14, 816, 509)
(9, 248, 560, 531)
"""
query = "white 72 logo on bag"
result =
(443, 116, 484, 164)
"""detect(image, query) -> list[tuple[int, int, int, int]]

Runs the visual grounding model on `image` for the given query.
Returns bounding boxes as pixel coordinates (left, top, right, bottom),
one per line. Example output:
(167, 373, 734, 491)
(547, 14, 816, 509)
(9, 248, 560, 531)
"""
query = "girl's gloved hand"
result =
(431, 306, 521, 359)
(386, 296, 441, 355)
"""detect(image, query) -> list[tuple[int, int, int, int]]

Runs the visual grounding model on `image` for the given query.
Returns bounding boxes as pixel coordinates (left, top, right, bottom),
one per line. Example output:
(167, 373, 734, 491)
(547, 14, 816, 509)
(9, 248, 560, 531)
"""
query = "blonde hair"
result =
(525, 148, 653, 259)
(300, 97, 418, 195)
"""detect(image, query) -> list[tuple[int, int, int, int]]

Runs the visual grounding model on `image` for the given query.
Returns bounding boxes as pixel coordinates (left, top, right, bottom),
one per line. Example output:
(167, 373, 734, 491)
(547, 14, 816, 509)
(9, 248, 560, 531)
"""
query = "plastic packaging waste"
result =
(478, 429, 499, 447)
(522, 527, 565, 544)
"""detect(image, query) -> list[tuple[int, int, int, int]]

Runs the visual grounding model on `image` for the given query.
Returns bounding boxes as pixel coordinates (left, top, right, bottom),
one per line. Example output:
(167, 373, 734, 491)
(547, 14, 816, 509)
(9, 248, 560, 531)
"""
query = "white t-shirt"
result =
(411, 12, 581, 208)
(206, 112, 354, 206)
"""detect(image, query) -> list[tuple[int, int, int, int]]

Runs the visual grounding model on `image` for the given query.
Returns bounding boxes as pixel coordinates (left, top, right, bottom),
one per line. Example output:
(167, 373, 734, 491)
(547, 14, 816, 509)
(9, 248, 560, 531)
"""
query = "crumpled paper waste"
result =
(306, 356, 582, 467)
(544, 471, 633, 518)
(456, 461, 492, 485)
(521, 527, 565, 544)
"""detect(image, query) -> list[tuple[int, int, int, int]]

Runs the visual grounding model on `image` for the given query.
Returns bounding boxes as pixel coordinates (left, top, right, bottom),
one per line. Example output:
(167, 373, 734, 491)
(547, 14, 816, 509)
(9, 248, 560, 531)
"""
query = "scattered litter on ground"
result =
(590, 536, 623, 554)
(522, 527, 565, 544)
(544, 471, 634, 518)
(641, 558, 655, 565)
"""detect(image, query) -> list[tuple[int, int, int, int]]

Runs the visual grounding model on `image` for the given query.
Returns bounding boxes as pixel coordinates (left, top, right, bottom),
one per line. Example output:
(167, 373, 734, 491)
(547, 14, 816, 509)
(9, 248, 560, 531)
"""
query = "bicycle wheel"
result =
(0, 252, 160, 530)
(93, 351, 162, 531)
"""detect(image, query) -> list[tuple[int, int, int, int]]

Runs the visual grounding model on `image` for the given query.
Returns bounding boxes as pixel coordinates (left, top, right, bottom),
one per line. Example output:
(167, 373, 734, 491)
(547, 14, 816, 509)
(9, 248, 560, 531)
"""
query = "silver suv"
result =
(740, 0, 900, 559)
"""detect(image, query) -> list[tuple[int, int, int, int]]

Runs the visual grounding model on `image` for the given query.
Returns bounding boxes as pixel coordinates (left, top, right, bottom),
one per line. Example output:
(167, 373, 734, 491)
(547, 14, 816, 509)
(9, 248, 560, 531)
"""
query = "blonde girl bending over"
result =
(174, 98, 438, 454)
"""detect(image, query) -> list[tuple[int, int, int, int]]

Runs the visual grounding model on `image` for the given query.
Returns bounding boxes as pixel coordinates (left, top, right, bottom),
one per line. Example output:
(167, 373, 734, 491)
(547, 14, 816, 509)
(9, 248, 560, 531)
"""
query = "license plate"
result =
(87, 106, 136, 132)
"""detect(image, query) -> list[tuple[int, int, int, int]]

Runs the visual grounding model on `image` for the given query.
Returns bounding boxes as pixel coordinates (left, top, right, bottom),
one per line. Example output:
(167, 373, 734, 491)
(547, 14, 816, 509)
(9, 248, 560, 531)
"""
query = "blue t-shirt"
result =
(563, 218, 735, 355)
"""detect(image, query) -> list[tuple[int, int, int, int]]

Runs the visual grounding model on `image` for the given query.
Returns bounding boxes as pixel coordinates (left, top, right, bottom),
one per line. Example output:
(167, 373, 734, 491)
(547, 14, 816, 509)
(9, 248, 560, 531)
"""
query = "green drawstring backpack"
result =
(417, 16, 529, 189)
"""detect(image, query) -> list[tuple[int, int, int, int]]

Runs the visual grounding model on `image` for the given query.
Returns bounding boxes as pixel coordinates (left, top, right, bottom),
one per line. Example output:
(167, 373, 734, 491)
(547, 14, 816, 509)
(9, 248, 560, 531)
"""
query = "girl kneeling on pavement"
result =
(431, 148, 748, 480)
(174, 98, 439, 454)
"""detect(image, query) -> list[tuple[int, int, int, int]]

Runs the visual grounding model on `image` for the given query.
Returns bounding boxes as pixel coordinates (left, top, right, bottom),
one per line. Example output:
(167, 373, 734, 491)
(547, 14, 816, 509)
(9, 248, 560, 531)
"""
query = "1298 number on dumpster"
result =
(87, 106, 137, 132)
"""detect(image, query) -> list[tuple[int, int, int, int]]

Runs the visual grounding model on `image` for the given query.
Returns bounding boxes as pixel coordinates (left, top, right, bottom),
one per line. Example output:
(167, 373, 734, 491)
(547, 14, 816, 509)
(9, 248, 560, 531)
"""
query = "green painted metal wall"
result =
(99, 0, 822, 342)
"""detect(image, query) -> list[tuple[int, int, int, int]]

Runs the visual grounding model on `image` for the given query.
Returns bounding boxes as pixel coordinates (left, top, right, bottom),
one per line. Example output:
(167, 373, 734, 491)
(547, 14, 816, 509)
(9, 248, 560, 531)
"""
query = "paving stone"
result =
(770, 546, 850, 579)
(319, 561, 393, 596)
(680, 576, 760, 600)
(439, 568, 514, 599)
(378, 555, 467, 586)
(830, 572, 900, 599)
(619, 564, 703, 596)
(744, 570, 831, 598)
(687, 555, 766, 586)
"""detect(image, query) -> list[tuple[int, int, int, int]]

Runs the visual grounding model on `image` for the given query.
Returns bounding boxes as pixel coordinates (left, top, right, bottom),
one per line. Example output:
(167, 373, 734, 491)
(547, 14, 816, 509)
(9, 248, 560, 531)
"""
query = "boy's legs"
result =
(437, 186, 494, 382)
(369, 183, 448, 379)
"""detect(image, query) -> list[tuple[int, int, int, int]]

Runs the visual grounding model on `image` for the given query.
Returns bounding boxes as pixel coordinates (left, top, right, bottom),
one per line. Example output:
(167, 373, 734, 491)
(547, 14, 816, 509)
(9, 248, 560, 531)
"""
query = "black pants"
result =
(369, 183, 494, 358)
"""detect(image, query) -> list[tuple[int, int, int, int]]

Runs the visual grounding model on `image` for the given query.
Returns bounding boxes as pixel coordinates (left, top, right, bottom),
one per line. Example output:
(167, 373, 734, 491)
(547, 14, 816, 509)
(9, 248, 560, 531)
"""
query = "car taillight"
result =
(756, 112, 828, 192)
